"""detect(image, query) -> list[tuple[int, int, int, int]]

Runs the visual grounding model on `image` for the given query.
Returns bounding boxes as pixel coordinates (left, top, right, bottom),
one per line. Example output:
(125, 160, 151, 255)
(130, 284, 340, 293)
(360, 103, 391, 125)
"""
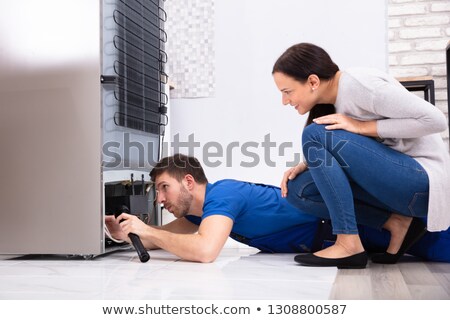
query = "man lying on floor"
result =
(105, 154, 450, 264)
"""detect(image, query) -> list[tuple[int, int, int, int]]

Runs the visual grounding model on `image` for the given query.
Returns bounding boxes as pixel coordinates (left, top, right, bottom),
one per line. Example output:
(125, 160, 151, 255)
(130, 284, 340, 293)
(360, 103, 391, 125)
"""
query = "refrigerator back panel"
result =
(102, 0, 168, 174)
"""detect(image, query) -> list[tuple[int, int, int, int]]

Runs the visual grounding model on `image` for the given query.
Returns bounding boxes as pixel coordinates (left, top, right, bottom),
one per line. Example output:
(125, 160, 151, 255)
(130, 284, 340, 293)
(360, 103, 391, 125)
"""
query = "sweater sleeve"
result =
(372, 83, 447, 139)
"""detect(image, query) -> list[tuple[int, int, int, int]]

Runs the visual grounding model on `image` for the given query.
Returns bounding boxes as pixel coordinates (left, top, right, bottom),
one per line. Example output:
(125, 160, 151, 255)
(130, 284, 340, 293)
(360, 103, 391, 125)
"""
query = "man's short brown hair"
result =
(150, 154, 208, 184)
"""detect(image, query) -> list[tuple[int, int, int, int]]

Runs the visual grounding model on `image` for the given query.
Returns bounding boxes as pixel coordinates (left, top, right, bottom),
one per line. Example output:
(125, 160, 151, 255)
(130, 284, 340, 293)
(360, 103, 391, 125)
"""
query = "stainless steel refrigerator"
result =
(0, 0, 167, 256)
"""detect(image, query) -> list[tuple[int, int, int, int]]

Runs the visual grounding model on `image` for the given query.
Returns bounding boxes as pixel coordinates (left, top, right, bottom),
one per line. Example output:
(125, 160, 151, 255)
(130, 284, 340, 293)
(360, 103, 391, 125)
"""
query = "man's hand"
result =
(115, 213, 150, 239)
(105, 215, 128, 241)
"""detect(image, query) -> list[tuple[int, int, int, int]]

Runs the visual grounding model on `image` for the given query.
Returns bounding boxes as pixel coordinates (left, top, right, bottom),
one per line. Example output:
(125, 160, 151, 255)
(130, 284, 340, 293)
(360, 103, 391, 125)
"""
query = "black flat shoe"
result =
(371, 218, 427, 264)
(294, 251, 368, 269)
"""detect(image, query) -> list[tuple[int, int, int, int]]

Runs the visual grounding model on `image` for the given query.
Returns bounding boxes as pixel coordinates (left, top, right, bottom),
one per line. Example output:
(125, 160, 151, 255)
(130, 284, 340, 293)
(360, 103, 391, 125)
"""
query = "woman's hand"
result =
(281, 162, 307, 198)
(313, 114, 379, 137)
(313, 113, 364, 134)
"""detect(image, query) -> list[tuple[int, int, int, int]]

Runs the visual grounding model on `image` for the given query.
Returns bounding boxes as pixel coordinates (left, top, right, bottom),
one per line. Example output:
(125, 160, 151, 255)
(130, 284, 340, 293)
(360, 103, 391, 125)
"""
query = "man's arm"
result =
(105, 214, 200, 250)
(141, 217, 201, 250)
(119, 214, 234, 263)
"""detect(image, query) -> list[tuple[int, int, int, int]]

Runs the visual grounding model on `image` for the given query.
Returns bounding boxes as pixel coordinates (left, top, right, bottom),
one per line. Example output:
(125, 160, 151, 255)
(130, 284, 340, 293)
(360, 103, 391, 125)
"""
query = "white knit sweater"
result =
(335, 68, 450, 232)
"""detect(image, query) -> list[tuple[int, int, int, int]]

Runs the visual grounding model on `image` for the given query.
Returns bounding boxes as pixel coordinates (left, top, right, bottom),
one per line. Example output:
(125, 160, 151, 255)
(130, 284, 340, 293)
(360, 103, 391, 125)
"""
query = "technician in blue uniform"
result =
(105, 154, 450, 263)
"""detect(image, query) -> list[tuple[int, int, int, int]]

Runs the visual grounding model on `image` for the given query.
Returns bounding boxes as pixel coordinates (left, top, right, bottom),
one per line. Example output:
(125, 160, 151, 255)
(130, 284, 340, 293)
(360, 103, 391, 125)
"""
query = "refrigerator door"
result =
(0, 1, 103, 254)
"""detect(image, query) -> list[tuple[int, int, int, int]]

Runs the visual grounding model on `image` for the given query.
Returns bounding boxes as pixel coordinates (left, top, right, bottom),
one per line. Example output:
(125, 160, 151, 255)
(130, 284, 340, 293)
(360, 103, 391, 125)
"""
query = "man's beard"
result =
(168, 185, 193, 218)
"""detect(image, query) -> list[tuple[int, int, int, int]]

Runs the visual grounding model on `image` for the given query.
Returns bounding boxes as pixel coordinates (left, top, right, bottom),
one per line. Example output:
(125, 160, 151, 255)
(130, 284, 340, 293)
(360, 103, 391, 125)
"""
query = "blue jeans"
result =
(287, 124, 429, 235)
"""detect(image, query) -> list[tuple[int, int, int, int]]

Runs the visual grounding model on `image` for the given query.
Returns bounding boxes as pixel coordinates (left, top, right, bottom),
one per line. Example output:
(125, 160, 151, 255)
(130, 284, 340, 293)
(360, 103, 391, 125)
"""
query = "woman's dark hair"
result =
(272, 43, 339, 126)
(150, 154, 208, 184)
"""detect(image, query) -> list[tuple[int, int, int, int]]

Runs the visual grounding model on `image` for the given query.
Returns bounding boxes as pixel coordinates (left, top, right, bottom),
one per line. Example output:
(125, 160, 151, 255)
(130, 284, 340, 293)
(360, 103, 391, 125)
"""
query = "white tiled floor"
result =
(0, 248, 337, 300)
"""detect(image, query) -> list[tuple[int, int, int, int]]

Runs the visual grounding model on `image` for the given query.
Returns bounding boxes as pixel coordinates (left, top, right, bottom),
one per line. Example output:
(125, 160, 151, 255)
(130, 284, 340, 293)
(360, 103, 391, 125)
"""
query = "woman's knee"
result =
(302, 123, 327, 145)
(286, 171, 320, 202)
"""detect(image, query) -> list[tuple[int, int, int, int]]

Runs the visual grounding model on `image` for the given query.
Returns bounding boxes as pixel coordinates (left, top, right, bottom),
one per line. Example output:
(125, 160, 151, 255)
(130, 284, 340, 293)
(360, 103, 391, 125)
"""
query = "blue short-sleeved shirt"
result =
(186, 179, 318, 239)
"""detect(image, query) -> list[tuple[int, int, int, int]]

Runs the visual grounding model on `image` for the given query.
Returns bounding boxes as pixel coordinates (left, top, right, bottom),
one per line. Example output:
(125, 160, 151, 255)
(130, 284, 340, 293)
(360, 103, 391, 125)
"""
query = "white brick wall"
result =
(388, 0, 449, 142)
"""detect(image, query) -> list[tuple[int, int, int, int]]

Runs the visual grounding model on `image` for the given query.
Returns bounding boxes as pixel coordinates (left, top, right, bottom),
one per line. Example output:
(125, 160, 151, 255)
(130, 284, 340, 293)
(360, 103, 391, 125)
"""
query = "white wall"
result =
(167, 0, 388, 186)
(387, 0, 449, 143)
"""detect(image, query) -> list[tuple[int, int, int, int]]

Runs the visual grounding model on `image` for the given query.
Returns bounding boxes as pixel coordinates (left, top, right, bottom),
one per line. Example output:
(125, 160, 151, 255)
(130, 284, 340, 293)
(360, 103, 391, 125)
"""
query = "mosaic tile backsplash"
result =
(165, 0, 215, 98)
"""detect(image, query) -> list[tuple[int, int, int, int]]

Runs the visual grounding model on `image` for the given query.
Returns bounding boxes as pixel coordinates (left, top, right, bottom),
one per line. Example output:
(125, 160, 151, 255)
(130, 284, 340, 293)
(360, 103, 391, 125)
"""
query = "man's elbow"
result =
(197, 255, 217, 263)
(195, 246, 221, 263)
